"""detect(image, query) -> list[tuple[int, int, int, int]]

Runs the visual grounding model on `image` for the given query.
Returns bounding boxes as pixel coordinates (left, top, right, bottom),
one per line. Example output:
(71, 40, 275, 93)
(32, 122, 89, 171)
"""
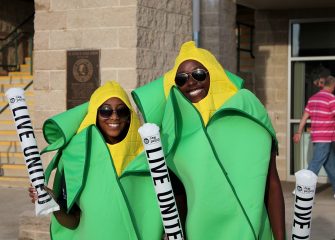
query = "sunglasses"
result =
(98, 105, 130, 119)
(175, 68, 208, 87)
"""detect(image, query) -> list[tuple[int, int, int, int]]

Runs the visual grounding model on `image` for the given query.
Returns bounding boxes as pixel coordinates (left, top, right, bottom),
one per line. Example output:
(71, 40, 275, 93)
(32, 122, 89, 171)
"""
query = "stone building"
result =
(1, 0, 335, 238)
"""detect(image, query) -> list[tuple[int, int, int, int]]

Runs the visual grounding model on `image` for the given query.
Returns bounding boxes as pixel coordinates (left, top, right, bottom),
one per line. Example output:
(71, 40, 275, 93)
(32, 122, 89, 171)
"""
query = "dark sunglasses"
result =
(98, 105, 130, 119)
(175, 68, 208, 87)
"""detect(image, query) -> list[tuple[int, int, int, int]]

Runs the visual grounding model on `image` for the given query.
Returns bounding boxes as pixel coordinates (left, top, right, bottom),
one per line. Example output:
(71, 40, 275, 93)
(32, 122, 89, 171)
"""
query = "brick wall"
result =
(200, 0, 237, 73)
(254, 10, 288, 179)
(136, 0, 192, 87)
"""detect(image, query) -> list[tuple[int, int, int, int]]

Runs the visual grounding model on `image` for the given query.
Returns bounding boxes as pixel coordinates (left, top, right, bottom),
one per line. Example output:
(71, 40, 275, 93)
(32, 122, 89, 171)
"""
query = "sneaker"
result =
(292, 189, 296, 195)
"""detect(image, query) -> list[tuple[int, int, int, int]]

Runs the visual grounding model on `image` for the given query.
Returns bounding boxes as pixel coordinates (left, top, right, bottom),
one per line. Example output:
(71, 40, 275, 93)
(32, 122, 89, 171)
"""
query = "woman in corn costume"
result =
(132, 41, 286, 239)
(39, 81, 163, 240)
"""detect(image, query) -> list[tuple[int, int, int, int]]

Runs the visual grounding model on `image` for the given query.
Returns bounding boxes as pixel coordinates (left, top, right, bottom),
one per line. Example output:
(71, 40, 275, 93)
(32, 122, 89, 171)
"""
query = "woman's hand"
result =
(28, 185, 55, 203)
(28, 185, 38, 203)
(29, 184, 81, 229)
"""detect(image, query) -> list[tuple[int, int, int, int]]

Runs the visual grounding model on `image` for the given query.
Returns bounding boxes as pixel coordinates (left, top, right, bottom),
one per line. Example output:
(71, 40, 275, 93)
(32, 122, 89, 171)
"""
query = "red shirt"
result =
(305, 89, 335, 142)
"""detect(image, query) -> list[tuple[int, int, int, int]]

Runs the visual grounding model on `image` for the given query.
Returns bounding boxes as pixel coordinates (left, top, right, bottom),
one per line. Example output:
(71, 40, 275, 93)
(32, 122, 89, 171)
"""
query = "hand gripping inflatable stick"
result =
(138, 123, 184, 240)
(5, 88, 59, 215)
(291, 169, 317, 239)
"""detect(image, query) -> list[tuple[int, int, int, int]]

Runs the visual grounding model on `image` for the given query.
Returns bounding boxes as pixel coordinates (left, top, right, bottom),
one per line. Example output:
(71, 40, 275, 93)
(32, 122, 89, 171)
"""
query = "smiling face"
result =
(175, 60, 210, 103)
(97, 97, 130, 144)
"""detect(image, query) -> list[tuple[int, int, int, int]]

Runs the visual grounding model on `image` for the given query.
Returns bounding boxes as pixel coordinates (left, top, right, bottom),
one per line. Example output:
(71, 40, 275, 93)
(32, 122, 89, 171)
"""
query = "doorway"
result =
(288, 19, 335, 181)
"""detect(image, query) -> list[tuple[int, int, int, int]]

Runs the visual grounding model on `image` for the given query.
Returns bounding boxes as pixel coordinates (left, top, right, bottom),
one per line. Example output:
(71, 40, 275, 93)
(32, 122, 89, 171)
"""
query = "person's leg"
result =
(308, 143, 331, 175)
(323, 142, 335, 193)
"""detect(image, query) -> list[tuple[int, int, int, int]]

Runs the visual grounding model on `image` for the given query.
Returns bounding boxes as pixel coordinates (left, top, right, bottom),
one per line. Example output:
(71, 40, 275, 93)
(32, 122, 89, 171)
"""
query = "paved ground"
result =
(0, 186, 33, 240)
(0, 182, 334, 240)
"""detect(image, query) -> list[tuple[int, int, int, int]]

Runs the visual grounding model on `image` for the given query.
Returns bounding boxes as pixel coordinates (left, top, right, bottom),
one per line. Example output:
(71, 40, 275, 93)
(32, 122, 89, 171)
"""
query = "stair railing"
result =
(0, 14, 34, 73)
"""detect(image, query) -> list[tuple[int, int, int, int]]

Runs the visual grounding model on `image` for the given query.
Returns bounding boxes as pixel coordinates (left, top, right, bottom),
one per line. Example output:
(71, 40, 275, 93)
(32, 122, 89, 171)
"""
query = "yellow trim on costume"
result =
(163, 41, 238, 125)
(78, 81, 143, 176)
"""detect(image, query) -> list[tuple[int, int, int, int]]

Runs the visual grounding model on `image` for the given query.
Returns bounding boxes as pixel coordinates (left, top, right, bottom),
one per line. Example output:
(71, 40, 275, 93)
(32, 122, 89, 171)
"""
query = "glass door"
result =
(288, 19, 335, 181)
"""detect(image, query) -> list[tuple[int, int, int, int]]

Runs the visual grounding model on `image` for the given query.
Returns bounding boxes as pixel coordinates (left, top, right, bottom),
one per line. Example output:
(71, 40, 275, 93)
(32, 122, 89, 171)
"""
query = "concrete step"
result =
(0, 130, 20, 141)
(0, 75, 33, 84)
(0, 83, 30, 92)
(20, 64, 31, 73)
(0, 120, 16, 130)
(0, 152, 25, 164)
(0, 110, 15, 120)
(0, 109, 35, 120)
(0, 140, 21, 152)
(0, 70, 8, 76)
(0, 91, 34, 102)
(8, 72, 31, 76)
(0, 164, 27, 177)
(0, 100, 34, 110)
(0, 130, 37, 145)
(25, 57, 32, 65)
(0, 176, 30, 188)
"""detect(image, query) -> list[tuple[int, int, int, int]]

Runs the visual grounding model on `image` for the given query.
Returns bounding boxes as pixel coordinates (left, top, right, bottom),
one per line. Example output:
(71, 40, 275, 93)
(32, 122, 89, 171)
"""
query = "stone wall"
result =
(200, 0, 237, 73)
(254, 10, 288, 179)
(136, 0, 192, 87)
(254, 8, 335, 179)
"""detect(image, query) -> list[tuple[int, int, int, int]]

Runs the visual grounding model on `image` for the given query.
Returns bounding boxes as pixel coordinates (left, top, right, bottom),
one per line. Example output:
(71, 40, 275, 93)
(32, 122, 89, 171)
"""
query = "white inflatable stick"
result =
(5, 88, 59, 215)
(292, 169, 317, 239)
(138, 123, 184, 240)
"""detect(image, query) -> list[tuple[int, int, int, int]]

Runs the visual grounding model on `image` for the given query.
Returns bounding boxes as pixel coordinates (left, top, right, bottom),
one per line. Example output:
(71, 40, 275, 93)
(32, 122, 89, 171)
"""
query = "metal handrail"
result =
(0, 14, 34, 41)
(0, 14, 34, 72)
(0, 31, 33, 72)
(0, 31, 31, 52)
(0, 80, 33, 115)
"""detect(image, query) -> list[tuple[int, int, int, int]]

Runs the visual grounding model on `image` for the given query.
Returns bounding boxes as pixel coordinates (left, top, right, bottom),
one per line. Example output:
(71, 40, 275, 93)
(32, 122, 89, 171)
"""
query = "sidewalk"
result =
(0, 186, 33, 240)
(0, 182, 334, 240)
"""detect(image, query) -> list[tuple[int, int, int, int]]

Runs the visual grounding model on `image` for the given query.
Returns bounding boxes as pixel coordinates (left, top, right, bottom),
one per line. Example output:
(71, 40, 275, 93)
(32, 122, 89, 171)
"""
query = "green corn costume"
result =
(132, 42, 278, 239)
(42, 81, 163, 240)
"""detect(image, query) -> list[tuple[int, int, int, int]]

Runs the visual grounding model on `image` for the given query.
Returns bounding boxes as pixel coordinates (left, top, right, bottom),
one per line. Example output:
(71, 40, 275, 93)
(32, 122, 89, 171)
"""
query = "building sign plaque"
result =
(66, 49, 100, 109)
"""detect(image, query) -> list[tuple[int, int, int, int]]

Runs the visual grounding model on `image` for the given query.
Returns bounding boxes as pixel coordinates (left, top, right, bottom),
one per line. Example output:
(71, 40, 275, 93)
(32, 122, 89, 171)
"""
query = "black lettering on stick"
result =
(12, 106, 27, 117)
(17, 119, 32, 130)
(157, 190, 174, 203)
(292, 234, 309, 239)
(146, 147, 162, 158)
(19, 131, 35, 141)
(23, 146, 39, 157)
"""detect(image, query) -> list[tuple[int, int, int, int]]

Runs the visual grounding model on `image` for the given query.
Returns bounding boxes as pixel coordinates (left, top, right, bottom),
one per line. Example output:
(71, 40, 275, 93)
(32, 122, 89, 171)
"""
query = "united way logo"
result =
(296, 185, 315, 194)
(10, 96, 25, 103)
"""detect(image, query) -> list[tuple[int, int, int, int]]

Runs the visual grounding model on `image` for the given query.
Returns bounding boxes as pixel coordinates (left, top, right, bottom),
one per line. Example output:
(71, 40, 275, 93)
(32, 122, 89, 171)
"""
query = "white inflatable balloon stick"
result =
(138, 123, 184, 240)
(292, 169, 318, 239)
(5, 88, 59, 215)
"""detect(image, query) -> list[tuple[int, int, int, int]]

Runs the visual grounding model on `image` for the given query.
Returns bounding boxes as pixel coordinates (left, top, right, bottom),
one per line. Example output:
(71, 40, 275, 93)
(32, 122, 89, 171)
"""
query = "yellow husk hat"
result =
(163, 41, 238, 125)
(78, 81, 143, 176)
